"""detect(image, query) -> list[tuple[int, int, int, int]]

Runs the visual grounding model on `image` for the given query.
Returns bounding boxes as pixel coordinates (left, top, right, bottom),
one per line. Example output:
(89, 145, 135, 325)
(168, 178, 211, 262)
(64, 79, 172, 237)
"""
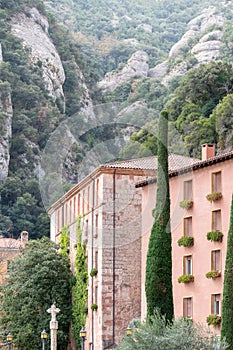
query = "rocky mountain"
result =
(98, 5, 228, 89)
(1, 0, 233, 238)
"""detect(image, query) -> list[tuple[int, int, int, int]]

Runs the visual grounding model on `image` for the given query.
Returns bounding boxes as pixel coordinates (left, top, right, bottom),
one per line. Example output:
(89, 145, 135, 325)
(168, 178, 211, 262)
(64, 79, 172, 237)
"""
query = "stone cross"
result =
(47, 304, 61, 350)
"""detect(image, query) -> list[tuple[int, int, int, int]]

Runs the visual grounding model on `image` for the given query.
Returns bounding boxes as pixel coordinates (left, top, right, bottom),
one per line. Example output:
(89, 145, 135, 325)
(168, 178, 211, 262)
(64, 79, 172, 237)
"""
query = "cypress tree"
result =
(145, 110, 174, 321)
(221, 194, 233, 347)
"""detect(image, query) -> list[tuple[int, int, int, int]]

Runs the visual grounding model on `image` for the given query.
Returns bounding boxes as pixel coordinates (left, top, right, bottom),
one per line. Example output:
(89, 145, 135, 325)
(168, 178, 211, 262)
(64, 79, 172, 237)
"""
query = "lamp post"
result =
(80, 327, 86, 350)
(41, 329, 48, 350)
(7, 333, 13, 350)
(126, 325, 132, 336)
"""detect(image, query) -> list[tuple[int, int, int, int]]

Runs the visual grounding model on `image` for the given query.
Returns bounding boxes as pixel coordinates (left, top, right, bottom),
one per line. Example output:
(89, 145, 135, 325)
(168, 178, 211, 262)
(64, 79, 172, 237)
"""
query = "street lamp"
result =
(41, 329, 48, 350)
(126, 325, 132, 336)
(7, 333, 13, 350)
(80, 327, 86, 350)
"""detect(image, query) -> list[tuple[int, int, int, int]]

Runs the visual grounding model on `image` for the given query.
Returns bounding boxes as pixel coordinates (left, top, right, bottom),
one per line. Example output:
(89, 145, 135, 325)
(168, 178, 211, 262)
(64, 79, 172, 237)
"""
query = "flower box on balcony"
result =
(90, 268, 98, 277)
(178, 274, 194, 283)
(91, 303, 98, 311)
(206, 192, 222, 202)
(179, 200, 193, 209)
(206, 314, 221, 327)
(205, 270, 221, 279)
(206, 230, 223, 242)
(177, 236, 194, 247)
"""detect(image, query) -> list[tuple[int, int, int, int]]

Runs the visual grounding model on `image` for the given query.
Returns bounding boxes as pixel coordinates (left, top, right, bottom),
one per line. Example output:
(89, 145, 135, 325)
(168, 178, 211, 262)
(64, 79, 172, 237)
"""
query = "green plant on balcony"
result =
(177, 236, 194, 247)
(178, 274, 194, 283)
(179, 199, 193, 209)
(206, 270, 221, 279)
(206, 230, 223, 242)
(206, 192, 222, 202)
(206, 314, 221, 327)
(91, 303, 98, 311)
(90, 268, 98, 277)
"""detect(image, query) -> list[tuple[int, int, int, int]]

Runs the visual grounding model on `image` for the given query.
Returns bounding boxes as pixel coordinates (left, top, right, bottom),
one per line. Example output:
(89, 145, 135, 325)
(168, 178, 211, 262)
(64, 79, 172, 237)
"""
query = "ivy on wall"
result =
(72, 216, 88, 346)
(60, 225, 69, 256)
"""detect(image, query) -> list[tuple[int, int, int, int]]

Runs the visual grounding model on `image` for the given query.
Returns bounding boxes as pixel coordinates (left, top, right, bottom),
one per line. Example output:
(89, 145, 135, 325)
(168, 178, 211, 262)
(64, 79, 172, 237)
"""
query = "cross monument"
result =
(47, 303, 61, 350)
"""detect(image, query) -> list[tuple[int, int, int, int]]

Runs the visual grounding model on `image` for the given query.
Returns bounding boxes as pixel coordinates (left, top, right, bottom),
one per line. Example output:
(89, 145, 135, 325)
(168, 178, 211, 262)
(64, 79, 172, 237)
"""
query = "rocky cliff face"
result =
(98, 50, 149, 91)
(98, 5, 229, 90)
(10, 8, 66, 107)
(0, 44, 12, 182)
(0, 89, 13, 182)
(150, 6, 227, 85)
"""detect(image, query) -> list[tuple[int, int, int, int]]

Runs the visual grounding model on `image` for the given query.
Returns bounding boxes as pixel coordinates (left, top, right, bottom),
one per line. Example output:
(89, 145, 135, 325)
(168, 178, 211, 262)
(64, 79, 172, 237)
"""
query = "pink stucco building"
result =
(139, 144, 233, 331)
(49, 144, 233, 348)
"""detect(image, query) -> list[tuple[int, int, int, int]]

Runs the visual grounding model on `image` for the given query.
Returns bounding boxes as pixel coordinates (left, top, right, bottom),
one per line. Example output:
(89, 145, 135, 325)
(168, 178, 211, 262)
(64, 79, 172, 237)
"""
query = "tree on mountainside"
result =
(166, 61, 233, 156)
(211, 94, 233, 152)
(0, 237, 72, 350)
(221, 194, 233, 348)
(145, 110, 173, 320)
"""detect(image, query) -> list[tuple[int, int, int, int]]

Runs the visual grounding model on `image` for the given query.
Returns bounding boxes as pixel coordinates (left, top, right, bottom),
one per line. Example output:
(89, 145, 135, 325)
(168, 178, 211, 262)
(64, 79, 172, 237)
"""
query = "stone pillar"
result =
(47, 304, 61, 350)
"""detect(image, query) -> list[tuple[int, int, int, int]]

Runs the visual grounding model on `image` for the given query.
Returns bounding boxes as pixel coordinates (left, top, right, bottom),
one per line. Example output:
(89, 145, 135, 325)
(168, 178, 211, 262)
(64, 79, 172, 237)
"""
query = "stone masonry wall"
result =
(100, 173, 142, 349)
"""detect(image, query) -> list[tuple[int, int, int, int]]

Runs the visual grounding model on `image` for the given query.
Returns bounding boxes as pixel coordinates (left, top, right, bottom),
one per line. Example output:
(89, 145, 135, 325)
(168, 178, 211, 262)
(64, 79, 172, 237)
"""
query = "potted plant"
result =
(91, 303, 98, 311)
(178, 274, 194, 283)
(206, 192, 222, 202)
(179, 200, 193, 209)
(205, 270, 221, 279)
(206, 230, 223, 242)
(206, 314, 221, 327)
(90, 268, 98, 277)
(177, 236, 194, 247)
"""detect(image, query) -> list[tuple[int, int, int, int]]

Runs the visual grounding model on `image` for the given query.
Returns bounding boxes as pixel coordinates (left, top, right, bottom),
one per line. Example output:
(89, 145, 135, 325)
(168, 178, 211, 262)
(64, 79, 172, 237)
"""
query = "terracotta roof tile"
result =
(0, 238, 23, 249)
(103, 154, 199, 172)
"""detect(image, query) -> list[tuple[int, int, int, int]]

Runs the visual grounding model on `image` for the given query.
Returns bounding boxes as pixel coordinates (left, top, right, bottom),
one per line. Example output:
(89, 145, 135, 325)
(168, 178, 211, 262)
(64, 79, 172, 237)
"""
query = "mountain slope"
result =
(1, 0, 233, 238)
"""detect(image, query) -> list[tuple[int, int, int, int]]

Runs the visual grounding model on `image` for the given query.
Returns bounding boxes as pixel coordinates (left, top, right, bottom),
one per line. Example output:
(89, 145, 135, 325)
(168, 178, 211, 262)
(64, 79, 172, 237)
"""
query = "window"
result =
(69, 199, 72, 223)
(183, 297, 192, 319)
(87, 186, 90, 212)
(73, 197, 76, 220)
(96, 179, 99, 207)
(95, 285, 98, 305)
(211, 294, 221, 315)
(212, 172, 221, 193)
(183, 255, 192, 275)
(184, 217, 192, 236)
(211, 250, 221, 271)
(85, 219, 89, 239)
(184, 180, 192, 200)
(95, 250, 98, 270)
(78, 194, 81, 215)
(57, 209, 61, 232)
(82, 190, 85, 214)
(212, 210, 221, 231)
(95, 214, 98, 238)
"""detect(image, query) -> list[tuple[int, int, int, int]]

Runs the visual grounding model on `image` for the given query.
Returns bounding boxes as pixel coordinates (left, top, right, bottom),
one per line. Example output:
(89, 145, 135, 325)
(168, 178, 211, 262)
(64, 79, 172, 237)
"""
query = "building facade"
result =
(49, 154, 196, 349)
(49, 165, 145, 350)
(139, 145, 233, 332)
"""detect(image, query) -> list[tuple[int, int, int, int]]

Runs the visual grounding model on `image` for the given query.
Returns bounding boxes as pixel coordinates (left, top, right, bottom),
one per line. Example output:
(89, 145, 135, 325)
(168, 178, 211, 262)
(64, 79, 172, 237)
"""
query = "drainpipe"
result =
(91, 178, 95, 350)
(112, 170, 116, 346)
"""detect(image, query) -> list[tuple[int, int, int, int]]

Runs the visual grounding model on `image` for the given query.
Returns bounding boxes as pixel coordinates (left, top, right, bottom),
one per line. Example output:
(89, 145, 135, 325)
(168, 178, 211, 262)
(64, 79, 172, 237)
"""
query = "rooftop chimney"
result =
(201, 144, 215, 161)
(21, 231, 28, 243)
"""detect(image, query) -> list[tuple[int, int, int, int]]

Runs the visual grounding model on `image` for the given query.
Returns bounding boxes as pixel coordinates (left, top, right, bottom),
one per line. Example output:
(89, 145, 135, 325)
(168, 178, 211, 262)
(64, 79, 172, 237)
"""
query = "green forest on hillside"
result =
(1, 0, 233, 239)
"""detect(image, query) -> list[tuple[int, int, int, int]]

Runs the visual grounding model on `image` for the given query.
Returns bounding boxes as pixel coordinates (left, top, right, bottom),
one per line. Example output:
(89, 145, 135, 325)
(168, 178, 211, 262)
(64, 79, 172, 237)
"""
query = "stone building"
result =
(0, 231, 28, 286)
(48, 154, 195, 349)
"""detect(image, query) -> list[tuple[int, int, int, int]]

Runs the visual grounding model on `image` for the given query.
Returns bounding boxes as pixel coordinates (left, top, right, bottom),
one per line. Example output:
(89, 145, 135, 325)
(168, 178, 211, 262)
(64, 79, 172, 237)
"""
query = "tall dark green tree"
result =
(221, 194, 233, 347)
(0, 237, 72, 350)
(145, 110, 173, 321)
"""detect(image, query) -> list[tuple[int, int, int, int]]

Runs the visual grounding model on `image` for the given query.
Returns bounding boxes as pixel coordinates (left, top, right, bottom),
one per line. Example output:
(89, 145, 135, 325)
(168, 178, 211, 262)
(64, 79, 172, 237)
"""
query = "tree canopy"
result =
(0, 237, 72, 350)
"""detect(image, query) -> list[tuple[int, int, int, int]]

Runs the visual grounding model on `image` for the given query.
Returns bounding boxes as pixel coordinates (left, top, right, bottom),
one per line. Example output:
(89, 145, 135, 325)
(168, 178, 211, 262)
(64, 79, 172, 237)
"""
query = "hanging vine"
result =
(72, 216, 88, 345)
(60, 225, 69, 256)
